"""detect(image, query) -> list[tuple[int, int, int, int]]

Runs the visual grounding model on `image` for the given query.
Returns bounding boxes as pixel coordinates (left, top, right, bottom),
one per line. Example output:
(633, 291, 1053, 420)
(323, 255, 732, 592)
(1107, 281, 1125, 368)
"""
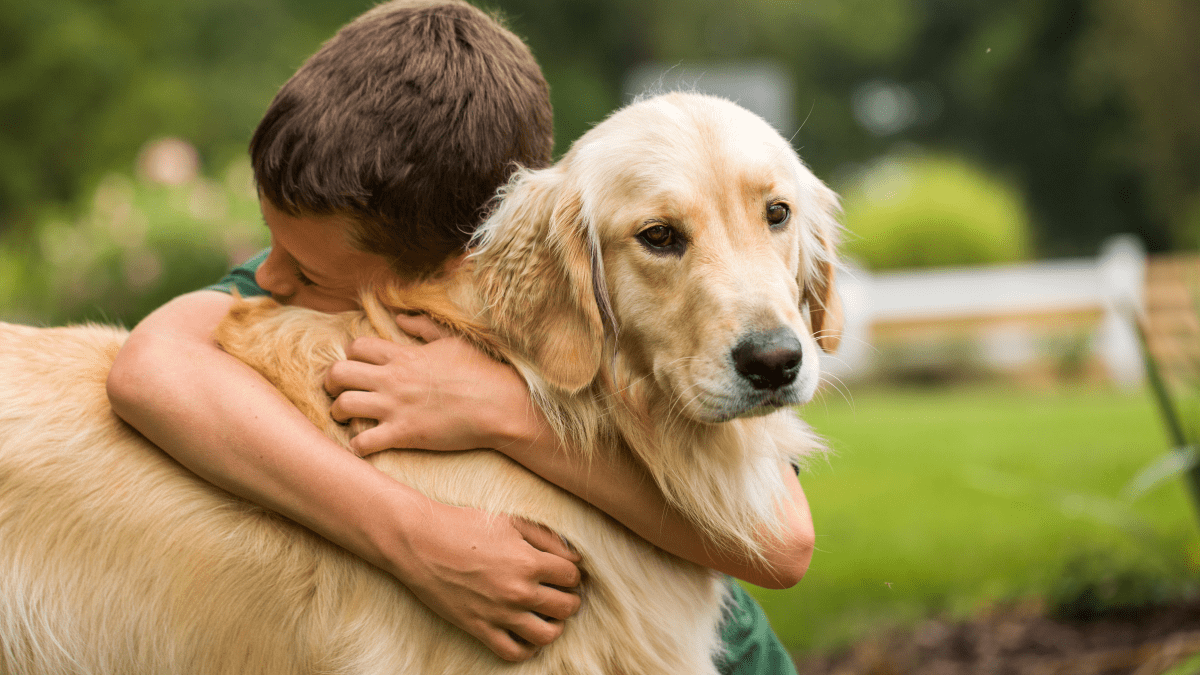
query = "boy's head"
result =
(250, 0, 552, 280)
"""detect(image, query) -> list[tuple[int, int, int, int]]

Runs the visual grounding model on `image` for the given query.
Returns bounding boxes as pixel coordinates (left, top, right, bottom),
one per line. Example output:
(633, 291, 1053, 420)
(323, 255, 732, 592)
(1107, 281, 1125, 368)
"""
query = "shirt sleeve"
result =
(717, 580, 799, 675)
(204, 249, 271, 297)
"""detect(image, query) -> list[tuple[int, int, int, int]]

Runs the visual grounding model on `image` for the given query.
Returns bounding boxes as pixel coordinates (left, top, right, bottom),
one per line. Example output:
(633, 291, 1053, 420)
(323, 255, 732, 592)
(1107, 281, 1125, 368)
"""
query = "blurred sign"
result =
(624, 61, 795, 137)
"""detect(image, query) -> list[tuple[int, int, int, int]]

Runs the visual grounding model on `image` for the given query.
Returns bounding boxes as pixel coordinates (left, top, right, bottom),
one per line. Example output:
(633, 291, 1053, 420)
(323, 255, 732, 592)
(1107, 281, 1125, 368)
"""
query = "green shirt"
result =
(206, 249, 271, 297)
(209, 251, 799, 675)
(717, 579, 798, 675)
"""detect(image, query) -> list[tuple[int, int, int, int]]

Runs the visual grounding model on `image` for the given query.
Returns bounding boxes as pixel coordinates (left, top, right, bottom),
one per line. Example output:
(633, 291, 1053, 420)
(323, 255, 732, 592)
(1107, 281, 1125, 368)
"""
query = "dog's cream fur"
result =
(0, 93, 841, 675)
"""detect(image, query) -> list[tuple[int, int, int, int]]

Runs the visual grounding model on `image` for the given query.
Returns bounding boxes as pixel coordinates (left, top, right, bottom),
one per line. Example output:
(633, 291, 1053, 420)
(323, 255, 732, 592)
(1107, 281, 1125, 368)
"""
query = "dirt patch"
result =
(793, 601, 1200, 675)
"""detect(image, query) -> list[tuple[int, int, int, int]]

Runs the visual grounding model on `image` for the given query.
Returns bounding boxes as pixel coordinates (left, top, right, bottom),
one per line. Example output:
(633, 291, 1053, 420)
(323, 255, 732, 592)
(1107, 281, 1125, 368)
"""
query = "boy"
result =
(106, 1, 811, 672)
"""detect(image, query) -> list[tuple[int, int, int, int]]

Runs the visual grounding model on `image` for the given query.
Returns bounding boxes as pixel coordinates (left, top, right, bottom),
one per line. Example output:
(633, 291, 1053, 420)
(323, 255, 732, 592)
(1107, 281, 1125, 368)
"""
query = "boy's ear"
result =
(473, 168, 605, 393)
(801, 182, 843, 353)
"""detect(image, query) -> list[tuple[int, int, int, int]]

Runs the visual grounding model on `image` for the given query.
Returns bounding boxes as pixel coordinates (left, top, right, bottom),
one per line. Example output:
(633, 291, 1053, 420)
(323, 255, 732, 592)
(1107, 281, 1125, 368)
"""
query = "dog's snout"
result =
(731, 328, 803, 391)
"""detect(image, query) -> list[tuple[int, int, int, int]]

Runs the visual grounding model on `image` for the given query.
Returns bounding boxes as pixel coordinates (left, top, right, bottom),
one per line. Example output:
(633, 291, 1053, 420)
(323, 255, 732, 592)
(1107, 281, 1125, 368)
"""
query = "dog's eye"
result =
(637, 224, 685, 255)
(766, 202, 790, 228)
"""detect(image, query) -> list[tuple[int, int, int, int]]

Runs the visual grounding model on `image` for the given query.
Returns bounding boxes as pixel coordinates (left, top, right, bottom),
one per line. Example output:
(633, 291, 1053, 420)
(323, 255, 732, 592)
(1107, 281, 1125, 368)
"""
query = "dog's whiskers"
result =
(815, 331, 877, 355)
(659, 377, 705, 433)
(816, 373, 854, 410)
(656, 356, 718, 427)
(789, 100, 817, 143)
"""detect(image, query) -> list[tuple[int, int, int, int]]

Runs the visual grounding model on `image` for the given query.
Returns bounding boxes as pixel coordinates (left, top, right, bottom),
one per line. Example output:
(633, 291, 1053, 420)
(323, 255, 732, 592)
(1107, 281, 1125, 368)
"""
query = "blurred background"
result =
(3, 0, 1200, 669)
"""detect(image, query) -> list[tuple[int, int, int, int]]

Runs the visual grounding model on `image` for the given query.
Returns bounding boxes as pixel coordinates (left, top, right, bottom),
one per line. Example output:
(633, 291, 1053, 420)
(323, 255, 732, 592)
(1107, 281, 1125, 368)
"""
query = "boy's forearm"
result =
(499, 429, 814, 589)
(106, 292, 417, 576)
(107, 292, 585, 658)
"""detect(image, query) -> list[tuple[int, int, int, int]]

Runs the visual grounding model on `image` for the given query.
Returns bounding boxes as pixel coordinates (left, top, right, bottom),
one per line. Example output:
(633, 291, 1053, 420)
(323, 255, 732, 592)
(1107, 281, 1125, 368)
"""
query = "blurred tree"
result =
(0, 0, 349, 232)
(484, 0, 650, 154)
(1078, 0, 1200, 249)
(606, 0, 1188, 260)
(1, 0, 1196, 264)
(908, 0, 1177, 257)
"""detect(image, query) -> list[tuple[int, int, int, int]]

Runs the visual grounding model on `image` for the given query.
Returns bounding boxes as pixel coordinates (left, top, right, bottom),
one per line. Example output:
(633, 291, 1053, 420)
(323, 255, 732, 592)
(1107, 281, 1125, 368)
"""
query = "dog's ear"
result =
(802, 182, 843, 353)
(473, 168, 605, 393)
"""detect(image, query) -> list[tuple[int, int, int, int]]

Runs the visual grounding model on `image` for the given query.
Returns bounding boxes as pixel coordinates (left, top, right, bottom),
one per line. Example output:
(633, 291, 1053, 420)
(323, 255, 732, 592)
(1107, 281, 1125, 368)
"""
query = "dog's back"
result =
(0, 313, 727, 675)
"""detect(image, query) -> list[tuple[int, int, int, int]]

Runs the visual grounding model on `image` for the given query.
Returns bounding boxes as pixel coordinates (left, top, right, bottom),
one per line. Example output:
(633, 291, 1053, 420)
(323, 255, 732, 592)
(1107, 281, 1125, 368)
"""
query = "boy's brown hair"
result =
(250, 0, 553, 279)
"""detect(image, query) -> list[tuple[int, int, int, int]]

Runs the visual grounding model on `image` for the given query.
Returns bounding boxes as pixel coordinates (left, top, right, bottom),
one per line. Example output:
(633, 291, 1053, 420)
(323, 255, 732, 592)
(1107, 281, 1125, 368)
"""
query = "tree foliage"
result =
(0, 0, 332, 227)
(494, 0, 1198, 257)
(0, 0, 1196, 261)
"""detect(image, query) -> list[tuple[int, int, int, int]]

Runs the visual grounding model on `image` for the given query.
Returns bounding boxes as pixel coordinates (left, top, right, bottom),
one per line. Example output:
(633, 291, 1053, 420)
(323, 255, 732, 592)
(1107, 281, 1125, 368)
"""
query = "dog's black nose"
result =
(732, 328, 803, 391)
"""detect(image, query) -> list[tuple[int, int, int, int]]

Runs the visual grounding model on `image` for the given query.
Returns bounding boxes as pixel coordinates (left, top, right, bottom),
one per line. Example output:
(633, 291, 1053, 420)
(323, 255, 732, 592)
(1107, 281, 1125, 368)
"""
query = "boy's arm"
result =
(106, 291, 582, 662)
(505, 437, 813, 589)
(503, 435, 814, 589)
(327, 318, 815, 589)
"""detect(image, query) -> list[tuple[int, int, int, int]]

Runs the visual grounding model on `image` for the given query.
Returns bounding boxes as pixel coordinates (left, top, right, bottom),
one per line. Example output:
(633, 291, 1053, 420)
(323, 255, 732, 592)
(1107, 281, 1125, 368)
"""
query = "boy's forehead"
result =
(260, 201, 378, 276)
(260, 199, 350, 241)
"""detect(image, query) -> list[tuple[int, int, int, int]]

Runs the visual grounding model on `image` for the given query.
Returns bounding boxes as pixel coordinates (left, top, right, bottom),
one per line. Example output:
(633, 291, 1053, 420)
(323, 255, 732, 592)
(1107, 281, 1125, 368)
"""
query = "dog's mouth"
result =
(740, 390, 803, 417)
(688, 385, 804, 423)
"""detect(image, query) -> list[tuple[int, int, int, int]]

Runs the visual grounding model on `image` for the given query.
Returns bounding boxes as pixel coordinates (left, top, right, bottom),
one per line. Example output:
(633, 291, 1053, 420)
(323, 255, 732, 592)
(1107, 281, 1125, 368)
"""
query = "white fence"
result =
(824, 235, 1148, 387)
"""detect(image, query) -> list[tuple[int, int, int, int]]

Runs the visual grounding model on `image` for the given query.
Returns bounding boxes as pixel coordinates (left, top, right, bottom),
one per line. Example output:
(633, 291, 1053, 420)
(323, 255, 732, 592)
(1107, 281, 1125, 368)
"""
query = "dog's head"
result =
(472, 92, 841, 423)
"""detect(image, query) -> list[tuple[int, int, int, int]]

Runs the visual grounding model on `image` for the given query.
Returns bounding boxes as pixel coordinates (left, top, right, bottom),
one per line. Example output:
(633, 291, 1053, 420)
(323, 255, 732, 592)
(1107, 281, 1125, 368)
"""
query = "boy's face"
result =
(256, 198, 395, 312)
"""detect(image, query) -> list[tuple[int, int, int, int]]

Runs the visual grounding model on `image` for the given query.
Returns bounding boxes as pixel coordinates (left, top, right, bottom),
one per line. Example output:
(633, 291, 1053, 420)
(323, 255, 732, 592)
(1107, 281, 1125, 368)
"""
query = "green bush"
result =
(0, 160, 265, 327)
(839, 153, 1032, 270)
(1048, 544, 1197, 621)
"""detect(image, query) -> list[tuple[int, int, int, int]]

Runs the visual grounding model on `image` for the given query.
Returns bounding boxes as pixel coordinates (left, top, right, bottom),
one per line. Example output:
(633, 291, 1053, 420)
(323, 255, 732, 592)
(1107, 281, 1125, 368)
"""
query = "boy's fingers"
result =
(345, 336, 401, 365)
(535, 551, 582, 590)
(530, 584, 582, 621)
(395, 313, 447, 342)
(513, 518, 581, 563)
(508, 613, 565, 648)
(329, 390, 386, 424)
(347, 424, 400, 454)
(323, 359, 378, 397)
(485, 628, 538, 662)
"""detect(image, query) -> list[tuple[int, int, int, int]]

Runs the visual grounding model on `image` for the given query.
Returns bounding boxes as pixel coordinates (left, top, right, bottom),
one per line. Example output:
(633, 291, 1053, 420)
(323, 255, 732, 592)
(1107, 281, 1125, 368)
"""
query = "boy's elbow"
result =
(106, 337, 152, 416)
(108, 290, 234, 416)
(749, 466, 817, 589)
(755, 528, 815, 590)
(106, 331, 177, 418)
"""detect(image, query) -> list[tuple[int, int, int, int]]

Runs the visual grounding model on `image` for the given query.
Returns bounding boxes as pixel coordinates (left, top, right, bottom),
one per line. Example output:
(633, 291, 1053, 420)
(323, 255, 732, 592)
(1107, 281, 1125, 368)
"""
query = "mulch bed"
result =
(793, 601, 1200, 675)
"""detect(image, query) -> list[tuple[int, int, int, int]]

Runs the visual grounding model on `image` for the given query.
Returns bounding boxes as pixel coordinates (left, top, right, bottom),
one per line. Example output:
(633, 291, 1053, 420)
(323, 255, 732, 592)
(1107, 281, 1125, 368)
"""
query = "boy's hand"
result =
(324, 314, 542, 455)
(387, 498, 582, 661)
(327, 314, 581, 659)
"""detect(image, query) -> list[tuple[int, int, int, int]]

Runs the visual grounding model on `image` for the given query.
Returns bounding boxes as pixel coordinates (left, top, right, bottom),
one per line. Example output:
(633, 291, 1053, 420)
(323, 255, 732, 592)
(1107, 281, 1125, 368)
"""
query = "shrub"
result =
(0, 159, 265, 327)
(839, 153, 1032, 271)
(1048, 544, 1197, 621)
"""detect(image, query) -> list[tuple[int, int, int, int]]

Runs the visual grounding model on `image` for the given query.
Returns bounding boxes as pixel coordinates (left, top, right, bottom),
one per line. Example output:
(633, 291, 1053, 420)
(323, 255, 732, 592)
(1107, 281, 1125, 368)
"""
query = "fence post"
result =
(1097, 234, 1147, 388)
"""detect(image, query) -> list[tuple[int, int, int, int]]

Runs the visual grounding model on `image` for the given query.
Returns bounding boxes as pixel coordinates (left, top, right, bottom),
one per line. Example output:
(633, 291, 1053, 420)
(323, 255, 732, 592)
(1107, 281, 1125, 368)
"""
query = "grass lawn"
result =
(748, 385, 1200, 653)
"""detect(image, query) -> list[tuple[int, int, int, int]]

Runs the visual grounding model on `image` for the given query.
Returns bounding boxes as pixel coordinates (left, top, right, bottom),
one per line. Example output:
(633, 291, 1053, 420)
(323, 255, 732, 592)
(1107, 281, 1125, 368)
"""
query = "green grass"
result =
(748, 385, 1200, 653)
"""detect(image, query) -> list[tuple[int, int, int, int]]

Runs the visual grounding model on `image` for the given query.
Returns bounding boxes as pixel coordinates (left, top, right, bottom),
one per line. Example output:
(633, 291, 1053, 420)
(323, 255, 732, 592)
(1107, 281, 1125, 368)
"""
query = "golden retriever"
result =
(0, 92, 841, 675)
